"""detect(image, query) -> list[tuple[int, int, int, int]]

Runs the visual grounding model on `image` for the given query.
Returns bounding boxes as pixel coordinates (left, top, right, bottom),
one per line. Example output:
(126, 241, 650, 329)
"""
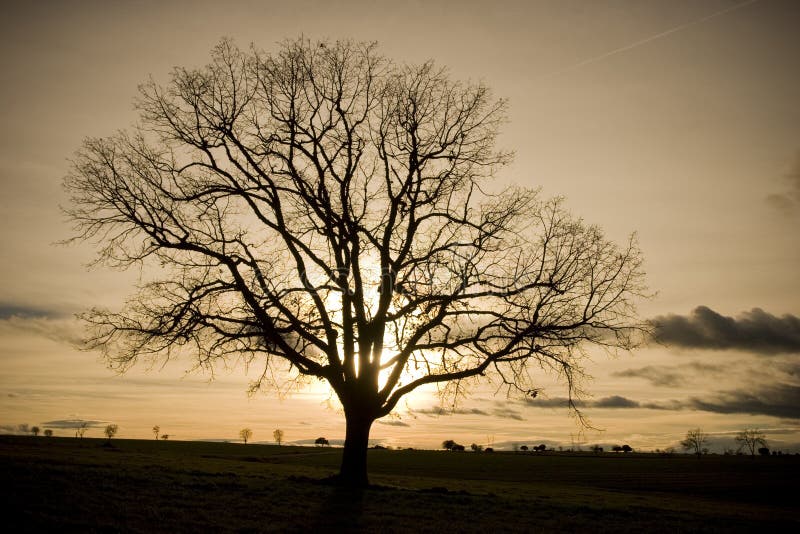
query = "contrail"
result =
(539, 0, 759, 79)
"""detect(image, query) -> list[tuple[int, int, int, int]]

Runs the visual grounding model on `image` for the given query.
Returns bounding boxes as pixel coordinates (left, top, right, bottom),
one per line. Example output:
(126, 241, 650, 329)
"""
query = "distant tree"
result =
(758, 447, 770, 456)
(520, 445, 529, 452)
(681, 428, 709, 458)
(735, 429, 767, 457)
(273, 429, 284, 446)
(315, 437, 329, 447)
(535, 444, 547, 452)
(31, 426, 40, 437)
(18, 423, 29, 434)
(452, 444, 465, 451)
(64, 38, 647, 487)
(612, 445, 623, 453)
(485, 447, 494, 453)
(239, 428, 253, 444)
(152, 425, 160, 439)
(44, 429, 53, 437)
(591, 444, 603, 454)
(470, 443, 483, 452)
(442, 440, 456, 451)
(160, 434, 169, 440)
(104, 424, 118, 441)
(76, 422, 88, 438)
(621, 444, 633, 453)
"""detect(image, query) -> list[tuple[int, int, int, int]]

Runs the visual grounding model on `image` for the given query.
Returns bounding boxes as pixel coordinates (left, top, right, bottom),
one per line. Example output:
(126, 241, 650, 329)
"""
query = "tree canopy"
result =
(65, 38, 646, 485)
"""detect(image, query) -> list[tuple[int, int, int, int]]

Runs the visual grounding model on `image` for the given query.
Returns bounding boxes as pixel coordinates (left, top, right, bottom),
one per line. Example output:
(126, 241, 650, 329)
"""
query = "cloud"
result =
(0, 313, 83, 345)
(415, 406, 490, 417)
(524, 385, 800, 419)
(0, 302, 64, 320)
(765, 150, 800, 214)
(377, 419, 410, 427)
(652, 306, 800, 354)
(613, 361, 725, 388)
(680, 384, 800, 419)
(40, 419, 107, 429)
(613, 366, 686, 387)
(413, 405, 524, 420)
(523, 395, 641, 409)
(592, 395, 640, 408)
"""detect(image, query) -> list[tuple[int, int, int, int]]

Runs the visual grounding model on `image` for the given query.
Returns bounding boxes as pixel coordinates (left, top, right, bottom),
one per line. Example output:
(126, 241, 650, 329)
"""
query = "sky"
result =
(1, 0, 799, 453)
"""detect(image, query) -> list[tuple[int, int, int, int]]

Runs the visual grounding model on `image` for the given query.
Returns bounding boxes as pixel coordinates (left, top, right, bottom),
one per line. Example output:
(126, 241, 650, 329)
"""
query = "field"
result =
(1, 436, 797, 532)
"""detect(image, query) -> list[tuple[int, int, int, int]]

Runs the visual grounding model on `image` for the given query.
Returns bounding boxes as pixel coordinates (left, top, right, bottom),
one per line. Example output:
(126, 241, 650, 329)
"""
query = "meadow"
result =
(1, 435, 797, 532)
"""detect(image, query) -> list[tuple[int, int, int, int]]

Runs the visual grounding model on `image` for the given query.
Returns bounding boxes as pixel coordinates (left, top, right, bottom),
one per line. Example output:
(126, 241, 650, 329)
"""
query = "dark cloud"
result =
(0, 313, 83, 345)
(613, 361, 725, 388)
(593, 395, 640, 408)
(491, 407, 524, 421)
(523, 396, 641, 409)
(40, 419, 107, 429)
(613, 366, 685, 388)
(377, 419, 410, 427)
(413, 405, 524, 420)
(681, 384, 800, 419)
(0, 302, 63, 320)
(766, 150, 800, 214)
(415, 406, 490, 417)
(523, 385, 800, 419)
(652, 306, 800, 354)
(637, 384, 800, 419)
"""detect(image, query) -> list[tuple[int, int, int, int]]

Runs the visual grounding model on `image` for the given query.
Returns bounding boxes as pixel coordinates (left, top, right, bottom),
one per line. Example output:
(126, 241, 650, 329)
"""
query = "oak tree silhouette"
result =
(65, 38, 646, 487)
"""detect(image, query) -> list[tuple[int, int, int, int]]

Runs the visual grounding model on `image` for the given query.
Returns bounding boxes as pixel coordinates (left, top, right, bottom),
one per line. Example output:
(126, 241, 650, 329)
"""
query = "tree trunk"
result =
(338, 411, 374, 487)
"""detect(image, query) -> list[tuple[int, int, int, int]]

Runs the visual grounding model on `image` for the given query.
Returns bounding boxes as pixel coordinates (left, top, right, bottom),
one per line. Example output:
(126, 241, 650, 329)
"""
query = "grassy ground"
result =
(1, 436, 797, 532)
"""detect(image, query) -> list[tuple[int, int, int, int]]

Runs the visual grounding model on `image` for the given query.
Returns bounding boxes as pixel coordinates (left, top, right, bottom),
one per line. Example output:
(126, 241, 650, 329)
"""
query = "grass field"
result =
(1, 436, 797, 532)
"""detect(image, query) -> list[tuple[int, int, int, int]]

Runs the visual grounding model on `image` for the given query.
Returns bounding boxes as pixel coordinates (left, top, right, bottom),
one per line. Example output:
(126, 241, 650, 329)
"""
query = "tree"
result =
(735, 429, 767, 457)
(161, 434, 170, 440)
(680, 428, 709, 458)
(315, 437, 329, 447)
(31, 426, 40, 437)
(442, 440, 456, 451)
(239, 428, 253, 444)
(621, 444, 633, 453)
(64, 38, 646, 487)
(273, 429, 284, 445)
(104, 424, 118, 441)
(520, 445, 528, 452)
(470, 443, 483, 452)
(153, 425, 160, 439)
(44, 429, 53, 437)
(76, 422, 88, 438)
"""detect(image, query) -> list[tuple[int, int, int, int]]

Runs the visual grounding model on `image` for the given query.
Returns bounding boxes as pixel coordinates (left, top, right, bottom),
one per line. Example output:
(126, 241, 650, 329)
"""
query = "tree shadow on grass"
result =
(305, 479, 366, 531)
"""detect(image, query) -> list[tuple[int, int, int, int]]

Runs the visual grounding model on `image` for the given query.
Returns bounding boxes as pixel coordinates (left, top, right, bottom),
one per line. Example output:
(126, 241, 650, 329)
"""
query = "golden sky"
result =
(1, 0, 798, 452)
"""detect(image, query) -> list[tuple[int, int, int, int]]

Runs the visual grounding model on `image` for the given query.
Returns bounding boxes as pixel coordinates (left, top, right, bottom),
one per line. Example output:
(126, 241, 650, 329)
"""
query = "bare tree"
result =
(76, 422, 88, 439)
(735, 429, 767, 457)
(104, 424, 118, 441)
(239, 428, 253, 444)
(681, 428, 709, 458)
(273, 428, 284, 446)
(152, 425, 160, 439)
(64, 38, 646, 486)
